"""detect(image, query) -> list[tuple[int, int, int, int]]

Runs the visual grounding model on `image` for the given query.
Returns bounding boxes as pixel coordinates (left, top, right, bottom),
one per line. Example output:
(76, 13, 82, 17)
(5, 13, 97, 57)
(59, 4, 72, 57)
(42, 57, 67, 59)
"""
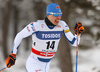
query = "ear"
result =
(47, 15, 50, 19)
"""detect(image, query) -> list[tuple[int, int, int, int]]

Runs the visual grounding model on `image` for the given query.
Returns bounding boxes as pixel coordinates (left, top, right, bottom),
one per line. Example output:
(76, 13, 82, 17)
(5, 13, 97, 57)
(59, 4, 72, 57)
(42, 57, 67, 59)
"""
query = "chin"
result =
(53, 23, 58, 25)
(56, 24, 59, 25)
(54, 22, 59, 25)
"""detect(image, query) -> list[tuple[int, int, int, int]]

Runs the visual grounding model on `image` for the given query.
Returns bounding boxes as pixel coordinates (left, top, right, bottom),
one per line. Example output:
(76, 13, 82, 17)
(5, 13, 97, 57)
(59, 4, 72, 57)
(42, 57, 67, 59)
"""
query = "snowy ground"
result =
(71, 45, 100, 72)
(0, 44, 100, 72)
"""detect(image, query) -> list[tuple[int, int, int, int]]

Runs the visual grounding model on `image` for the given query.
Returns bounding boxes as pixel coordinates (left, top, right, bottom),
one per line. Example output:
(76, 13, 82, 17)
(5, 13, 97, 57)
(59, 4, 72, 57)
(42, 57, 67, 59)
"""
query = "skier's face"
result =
(47, 14, 61, 25)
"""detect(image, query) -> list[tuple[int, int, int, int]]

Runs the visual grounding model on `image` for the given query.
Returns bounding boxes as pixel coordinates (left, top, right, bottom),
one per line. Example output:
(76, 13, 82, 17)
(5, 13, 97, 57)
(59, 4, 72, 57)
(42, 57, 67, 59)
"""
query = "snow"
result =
(0, 44, 100, 72)
(80, 19, 94, 26)
(0, 23, 100, 72)
(96, 6, 100, 10)
(90, 27, 100, 35)
(71, 45, 100, 72)
(0, 1, 99, 71)
(75, 8, 83, 14)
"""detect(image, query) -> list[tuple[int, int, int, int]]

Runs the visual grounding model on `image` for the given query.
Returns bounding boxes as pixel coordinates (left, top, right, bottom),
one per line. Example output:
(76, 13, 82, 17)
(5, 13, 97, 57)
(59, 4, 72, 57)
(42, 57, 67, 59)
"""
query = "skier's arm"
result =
(12, 23, 37, 54)
(64, 30, 81, 47)
(11, 24, 35, 54)
(62, 21, 80, 47)
(5, 22, 38, 68)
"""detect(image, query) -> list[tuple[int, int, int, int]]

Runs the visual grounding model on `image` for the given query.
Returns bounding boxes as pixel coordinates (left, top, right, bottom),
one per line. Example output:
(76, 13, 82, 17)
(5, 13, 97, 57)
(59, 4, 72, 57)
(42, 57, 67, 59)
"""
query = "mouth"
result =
(55, 20, 59, 23)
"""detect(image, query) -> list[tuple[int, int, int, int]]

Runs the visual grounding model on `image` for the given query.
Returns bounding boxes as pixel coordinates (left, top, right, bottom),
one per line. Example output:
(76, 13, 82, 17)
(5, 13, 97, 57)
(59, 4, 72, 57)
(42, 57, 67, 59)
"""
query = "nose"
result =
(56, 16, 61, 19)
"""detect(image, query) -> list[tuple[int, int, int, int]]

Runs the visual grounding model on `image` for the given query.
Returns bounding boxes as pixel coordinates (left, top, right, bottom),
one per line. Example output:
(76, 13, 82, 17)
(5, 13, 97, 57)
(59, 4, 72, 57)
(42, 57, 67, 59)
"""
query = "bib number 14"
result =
(46, 41, 55, 49)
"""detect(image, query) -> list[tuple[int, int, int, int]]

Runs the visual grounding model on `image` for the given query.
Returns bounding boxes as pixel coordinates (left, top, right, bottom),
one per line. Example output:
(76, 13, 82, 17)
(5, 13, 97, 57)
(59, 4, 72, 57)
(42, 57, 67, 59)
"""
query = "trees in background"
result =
(0, 0, 99, 72)
(2, 0, 12, 59)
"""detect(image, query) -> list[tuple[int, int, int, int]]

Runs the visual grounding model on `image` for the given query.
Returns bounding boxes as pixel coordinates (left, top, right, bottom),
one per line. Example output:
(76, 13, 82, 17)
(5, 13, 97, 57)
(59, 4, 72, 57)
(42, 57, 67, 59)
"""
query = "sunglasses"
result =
(47, 12, 62, 17)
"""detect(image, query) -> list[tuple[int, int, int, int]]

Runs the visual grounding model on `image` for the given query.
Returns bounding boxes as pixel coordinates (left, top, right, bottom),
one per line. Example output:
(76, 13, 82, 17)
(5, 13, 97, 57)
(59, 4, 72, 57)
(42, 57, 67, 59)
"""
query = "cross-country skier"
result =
(6, 3, 84, 72)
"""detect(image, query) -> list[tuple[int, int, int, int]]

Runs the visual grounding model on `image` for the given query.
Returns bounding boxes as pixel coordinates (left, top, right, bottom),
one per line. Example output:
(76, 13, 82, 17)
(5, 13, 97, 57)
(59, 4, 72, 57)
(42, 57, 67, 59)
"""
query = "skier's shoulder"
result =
(28, 20, 42, 31)
(33, 20, 45, 26)
(59, 20, 69, 27)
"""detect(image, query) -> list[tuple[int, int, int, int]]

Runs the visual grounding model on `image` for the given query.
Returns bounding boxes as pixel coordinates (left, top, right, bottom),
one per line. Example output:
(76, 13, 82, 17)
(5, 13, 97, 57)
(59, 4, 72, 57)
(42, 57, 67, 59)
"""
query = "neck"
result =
(45, 17, 56, 26)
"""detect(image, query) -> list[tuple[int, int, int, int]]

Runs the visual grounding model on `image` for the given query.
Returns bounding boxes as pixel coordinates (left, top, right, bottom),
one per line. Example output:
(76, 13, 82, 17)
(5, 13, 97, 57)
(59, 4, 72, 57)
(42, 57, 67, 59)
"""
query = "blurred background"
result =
(0, 0, 100, 72)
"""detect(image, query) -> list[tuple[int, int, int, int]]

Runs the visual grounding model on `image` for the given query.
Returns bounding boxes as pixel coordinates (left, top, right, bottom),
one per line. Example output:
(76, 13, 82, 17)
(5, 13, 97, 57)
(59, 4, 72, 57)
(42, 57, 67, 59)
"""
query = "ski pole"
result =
(76, 33, 79, 72)
(0, 67, 7, 72)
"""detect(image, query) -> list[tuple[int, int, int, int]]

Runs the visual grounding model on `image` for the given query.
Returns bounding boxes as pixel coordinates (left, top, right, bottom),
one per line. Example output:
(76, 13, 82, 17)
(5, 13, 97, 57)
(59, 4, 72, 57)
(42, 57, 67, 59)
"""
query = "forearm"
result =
(64, 31, 80, 47)
(11, 32, 23, 54)
(71, 34, 80, 47)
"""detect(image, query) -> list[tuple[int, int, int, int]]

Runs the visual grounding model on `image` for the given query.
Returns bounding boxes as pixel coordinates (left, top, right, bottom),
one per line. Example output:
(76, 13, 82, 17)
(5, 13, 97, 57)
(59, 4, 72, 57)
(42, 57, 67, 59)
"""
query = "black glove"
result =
(74, 22, 84, 34)
(6, 53, 16, 68)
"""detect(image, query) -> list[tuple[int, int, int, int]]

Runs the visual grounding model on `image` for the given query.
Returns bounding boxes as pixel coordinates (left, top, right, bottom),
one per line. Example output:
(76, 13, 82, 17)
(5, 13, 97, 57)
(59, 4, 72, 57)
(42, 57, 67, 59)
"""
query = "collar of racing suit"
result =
(45, 17, 56, 26)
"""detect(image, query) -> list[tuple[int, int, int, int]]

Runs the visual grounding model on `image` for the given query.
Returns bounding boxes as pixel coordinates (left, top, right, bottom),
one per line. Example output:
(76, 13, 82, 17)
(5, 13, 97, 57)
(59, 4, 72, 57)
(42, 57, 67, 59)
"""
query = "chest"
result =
(36, 23, 63, 40)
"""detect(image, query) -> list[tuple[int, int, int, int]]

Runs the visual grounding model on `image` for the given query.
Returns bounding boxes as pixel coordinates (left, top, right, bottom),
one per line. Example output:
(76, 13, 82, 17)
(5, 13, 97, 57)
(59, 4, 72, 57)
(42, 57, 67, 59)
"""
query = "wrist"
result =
(10, 53, 16, 58)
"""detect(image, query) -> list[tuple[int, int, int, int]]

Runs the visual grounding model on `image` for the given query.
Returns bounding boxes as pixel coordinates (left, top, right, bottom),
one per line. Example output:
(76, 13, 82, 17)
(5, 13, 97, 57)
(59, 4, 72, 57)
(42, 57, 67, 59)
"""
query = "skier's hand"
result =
(6, 53, 16, 68)
(74, 22, 84, 34)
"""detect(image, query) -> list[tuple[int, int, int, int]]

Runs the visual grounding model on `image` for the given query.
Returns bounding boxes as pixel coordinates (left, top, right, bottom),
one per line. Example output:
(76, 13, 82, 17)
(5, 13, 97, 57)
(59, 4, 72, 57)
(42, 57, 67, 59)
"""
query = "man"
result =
(6, 3, 84, 72)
